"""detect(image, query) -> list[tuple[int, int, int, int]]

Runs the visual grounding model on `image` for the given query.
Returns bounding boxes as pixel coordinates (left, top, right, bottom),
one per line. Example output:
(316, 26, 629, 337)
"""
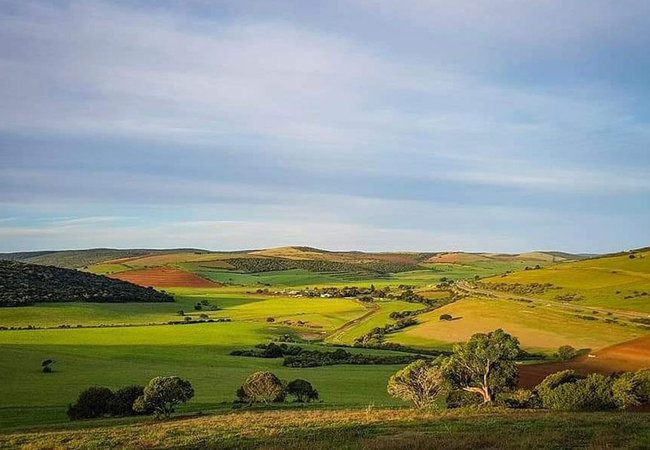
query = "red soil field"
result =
(108, 267, 220, 288)
(518, 335, 650, 388)
(427, 253, 462, 263)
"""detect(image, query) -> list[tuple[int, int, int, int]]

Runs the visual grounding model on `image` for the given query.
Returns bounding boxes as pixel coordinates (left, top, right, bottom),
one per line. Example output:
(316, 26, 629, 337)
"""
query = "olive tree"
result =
(133, 376, 194, 418)
(387, 360, 446, 409)
(440, 329, 520, 403)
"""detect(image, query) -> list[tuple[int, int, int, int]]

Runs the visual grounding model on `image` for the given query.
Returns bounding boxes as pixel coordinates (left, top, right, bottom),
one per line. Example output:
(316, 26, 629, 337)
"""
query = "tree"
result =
(555, 345, 577, 361)
(440, 329, 520, 403)
(262, 343, 284, 358)
(133, 376, 194, 418)
(67, 387, 115, 420)
(241, 372, 285, 405)
(286, 379, 319, 402)
(110, 385, 148, 416)
(387, 360, 446, 409)
(439, 314, 453, 321)
(41, 359, 55, 373)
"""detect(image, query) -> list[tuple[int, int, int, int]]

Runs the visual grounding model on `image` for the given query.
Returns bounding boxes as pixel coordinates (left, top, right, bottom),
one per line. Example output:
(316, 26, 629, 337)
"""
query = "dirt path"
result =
(325, 301, 380, 344)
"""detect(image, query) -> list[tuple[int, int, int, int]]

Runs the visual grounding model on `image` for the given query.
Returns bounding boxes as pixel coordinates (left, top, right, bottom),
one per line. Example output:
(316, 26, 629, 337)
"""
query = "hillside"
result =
(0, 260, 173, 307)
(3, 408, 650, 449)
(478, 247, 650, 313)
(0, 248, 212, 269)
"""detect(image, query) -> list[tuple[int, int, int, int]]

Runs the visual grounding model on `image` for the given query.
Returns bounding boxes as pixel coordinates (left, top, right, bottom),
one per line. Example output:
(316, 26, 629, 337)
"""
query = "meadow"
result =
(4, 408, 650, 449)
(481, 249, 650, 313)
(2, 246, 650, 441)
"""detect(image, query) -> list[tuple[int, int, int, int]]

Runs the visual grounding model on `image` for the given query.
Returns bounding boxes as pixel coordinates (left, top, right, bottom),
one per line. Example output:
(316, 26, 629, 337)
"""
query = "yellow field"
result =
(388, 297, 648, 353)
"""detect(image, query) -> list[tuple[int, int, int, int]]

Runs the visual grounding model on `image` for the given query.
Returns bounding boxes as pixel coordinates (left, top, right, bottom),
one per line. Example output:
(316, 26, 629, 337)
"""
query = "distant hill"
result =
(0, 246, 592, 273)
(0, 260, 173, 307)
(0, 248, 212, 269)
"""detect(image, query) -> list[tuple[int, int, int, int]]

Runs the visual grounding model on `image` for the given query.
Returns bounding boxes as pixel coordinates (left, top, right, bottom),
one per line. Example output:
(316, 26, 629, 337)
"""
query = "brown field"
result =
(108, 267, 220, 288)
(518, 335, 650, 388)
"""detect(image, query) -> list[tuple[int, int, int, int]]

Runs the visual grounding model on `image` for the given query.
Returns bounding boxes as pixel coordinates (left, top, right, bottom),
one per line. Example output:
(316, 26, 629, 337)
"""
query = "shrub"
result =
(439, 314, 452, 321)
(536, 371, 615, 411)
(503, 389, 539, 409)
(67, 387, 115, 420)
(445, 389, 483, 409)
(110, 385, 148, 416)
(555, 345, 577, 361)
(387, 360, 446, 409)
(611, 373, 640, 410)
(133, 376, 194, 418)
(262, 343, 284, 358)
(633, 369, 650, 403)
(242, 372, 285, 405)
(286, 379, 319, 403)
(41, 359, 55, 373)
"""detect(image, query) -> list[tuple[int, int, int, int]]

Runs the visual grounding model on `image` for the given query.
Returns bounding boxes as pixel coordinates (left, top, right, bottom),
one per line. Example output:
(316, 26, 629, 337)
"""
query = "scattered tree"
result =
(387, 360, 446, 409)
(67, 387, 115, 420)
(286, 379, 319, 402)
(110, 385, 148, 416)
(440, 329, 520, 403)
(41, 359, 55, 373)
(439, 314, 453, 321)
(241, 372, 285, 405)
(555, 345, 577, 361)
(133, 376, 194, 418)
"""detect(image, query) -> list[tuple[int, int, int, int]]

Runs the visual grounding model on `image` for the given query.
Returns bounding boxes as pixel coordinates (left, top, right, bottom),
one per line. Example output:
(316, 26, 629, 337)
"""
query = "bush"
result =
(387, 360, 445, 409)
(536, 371, 616, 411)
(241, 372, 285, 405)
(503, 389, 539, 409)
(67, 387, 115, 420)
(262, 343, 284, 358)
(286, 379, 319, 402)
(555, 345, 577, 361)
(445, 389, 483, 409)
(633, 369, 650, 403)
(439, 314, 452, 321)
(611, 373, 640, 410)
(133, 376, 194, 418)
(110, 385, 148, 416)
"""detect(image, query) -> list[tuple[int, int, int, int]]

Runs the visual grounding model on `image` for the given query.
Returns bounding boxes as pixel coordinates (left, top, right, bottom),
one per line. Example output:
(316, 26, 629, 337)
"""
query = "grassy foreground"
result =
(2, 408, 650, 449)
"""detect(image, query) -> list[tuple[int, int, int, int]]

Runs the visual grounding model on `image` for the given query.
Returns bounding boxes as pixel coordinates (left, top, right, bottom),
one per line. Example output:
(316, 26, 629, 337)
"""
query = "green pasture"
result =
(484, 250, 650, 313)
(0, 323, 410, 431)
(326, 300, 427, 345)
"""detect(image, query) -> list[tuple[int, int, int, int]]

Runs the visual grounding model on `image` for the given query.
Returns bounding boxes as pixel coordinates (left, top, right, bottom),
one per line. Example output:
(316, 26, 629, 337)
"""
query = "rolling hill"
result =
(0, 260, 173, 306)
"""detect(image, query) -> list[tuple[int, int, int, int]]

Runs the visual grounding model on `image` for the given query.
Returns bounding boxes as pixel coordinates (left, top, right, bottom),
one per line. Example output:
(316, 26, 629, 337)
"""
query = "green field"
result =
(2, 246, 650, 436)
(482, 249, 650, 313)
(0, 322, 416, 430)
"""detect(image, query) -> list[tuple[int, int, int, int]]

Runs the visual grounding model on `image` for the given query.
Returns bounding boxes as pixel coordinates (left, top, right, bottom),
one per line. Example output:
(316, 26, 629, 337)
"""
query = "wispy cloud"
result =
(0, 0, 649, 252)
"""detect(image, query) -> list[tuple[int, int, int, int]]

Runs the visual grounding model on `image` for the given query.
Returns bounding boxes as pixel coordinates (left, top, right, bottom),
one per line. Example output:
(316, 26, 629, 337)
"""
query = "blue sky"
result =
(0, 0, 649, 253)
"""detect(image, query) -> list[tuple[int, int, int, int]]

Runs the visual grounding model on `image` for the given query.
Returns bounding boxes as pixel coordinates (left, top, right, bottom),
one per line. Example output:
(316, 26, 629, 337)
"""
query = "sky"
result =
(0, 0, 649, 253)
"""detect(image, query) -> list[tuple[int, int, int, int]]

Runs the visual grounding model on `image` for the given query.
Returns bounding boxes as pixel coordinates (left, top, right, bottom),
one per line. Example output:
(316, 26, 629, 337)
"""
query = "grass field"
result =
(3, 247, 650, 439)
(0, 322, 415, 431)
(3, 408, 650, 449)
(482, 249, 650, 313)
(388, 297, 648, 354)
(326, 300, 427, 345)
